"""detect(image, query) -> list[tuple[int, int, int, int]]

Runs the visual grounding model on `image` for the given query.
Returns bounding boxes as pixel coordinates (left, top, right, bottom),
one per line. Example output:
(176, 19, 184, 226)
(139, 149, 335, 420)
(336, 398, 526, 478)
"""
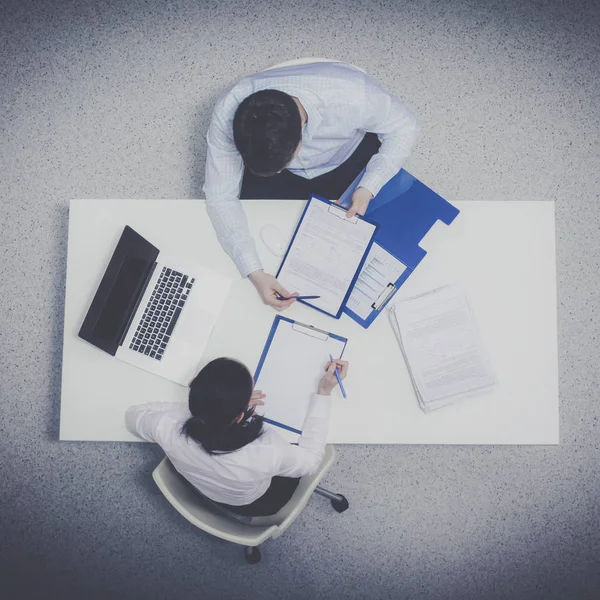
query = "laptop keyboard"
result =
(129, 267, 195, 361)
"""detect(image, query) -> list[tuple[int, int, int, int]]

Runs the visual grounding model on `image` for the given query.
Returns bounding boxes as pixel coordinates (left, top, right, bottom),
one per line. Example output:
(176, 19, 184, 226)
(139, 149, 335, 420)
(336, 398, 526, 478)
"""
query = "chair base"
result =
(331, 494, 349, 513)
(242, 485, 348, 564)
(244, 545, 261, 564)
(314, 485, 349, 513)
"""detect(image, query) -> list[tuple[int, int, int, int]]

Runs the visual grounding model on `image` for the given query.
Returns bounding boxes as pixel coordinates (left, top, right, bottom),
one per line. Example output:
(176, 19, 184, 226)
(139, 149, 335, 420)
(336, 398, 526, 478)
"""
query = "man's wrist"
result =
(356, 186, 374, 199)
(317, 387, 332, 396)
(248, 269, 264, 283)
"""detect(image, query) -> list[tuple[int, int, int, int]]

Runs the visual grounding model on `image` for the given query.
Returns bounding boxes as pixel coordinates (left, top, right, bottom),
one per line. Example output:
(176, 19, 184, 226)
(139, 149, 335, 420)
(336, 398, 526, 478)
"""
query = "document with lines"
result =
(276, 195, 378, 318)
(389, 285, 497, 412)
(347, 243, 407, 320)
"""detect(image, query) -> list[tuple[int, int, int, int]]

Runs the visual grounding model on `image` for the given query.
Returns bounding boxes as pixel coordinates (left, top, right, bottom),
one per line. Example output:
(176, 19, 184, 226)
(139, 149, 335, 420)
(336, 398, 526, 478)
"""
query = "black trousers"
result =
(240, 132, 382, 201)
(218, 476, 301, 517)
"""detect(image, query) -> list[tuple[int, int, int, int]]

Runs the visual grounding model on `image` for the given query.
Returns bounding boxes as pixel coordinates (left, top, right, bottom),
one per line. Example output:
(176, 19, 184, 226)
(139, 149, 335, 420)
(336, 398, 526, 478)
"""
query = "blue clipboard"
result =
(339, 168, 460, 328)
(254, 315, 348, 435)
(276, 194, 380, 319)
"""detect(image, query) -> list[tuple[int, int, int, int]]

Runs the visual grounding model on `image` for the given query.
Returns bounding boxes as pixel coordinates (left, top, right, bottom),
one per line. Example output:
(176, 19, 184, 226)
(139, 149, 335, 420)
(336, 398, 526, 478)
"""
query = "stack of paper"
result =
(388, 285, 496, 412)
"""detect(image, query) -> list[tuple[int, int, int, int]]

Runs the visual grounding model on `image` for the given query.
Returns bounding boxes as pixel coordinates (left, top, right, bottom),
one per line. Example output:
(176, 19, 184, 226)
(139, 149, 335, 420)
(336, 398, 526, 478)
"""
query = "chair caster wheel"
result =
(331, 495, 349, 513)
(244, 546, 261, 564)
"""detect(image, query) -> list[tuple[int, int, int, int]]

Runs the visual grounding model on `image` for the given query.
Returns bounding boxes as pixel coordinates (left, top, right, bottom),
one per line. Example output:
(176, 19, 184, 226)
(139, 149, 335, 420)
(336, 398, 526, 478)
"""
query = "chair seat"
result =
(152, 445, 336, 546)
(248, 444, 336, 528)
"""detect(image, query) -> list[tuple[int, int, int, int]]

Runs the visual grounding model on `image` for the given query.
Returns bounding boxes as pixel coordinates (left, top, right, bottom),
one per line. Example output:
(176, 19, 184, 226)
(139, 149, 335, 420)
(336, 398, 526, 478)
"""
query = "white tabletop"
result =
(60, 199, 559, 444)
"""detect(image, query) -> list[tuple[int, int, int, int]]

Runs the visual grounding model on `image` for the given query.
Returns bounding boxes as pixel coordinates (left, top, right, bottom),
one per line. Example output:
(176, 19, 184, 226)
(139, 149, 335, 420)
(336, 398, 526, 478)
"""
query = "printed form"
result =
(277, 197, 377, 316)
(347, 243, 407, 320)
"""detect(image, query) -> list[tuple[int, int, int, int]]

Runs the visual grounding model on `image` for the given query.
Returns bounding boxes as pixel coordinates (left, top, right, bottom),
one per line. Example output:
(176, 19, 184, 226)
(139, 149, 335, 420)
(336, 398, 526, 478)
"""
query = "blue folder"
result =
(339, 168, 460, 328)
(276, 194, 379, 319)
(254, 315, 348, 435)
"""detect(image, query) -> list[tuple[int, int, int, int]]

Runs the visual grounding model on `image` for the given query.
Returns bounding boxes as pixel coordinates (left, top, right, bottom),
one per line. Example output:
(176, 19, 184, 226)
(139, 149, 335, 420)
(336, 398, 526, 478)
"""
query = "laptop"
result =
(79, 225, 231, 385)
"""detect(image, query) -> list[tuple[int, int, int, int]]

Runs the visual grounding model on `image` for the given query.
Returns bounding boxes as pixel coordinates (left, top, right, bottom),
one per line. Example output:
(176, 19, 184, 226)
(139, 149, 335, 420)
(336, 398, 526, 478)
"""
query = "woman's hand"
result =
(249, 389, 266, 409)
(248, 270, 298, 311)
(317, 360, 349, 396)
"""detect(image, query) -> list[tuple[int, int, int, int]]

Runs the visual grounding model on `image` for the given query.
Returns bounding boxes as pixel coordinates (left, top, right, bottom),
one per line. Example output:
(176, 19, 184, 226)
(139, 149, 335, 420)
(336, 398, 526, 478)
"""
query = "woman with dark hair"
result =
(125, 356, 348, 516)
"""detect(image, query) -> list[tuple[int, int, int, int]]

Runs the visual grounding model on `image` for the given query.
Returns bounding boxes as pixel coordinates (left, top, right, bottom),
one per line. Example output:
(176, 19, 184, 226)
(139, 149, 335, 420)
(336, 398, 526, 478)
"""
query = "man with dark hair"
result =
(203, 61, 420, 310)
(232, 89, 302, 177)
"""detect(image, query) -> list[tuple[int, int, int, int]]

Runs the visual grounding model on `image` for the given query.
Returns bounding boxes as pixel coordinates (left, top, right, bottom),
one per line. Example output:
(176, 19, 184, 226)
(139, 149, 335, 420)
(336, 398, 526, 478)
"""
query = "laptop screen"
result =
(92, 255, 149, 341)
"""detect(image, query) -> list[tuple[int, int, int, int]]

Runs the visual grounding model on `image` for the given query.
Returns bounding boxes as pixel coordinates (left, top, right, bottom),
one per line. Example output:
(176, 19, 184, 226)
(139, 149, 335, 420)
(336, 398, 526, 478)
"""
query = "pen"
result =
(275, 293, 321, 301)
(329, 353, 347, 399)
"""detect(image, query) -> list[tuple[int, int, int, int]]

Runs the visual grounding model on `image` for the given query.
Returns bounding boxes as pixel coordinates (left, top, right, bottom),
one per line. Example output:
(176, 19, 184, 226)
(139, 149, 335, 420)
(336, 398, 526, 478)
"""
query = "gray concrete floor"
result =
(1, 0, 599, 598)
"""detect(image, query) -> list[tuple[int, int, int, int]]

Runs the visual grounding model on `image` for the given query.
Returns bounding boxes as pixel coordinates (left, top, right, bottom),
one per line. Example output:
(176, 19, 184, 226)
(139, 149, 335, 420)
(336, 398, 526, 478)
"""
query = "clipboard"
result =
(340, 168, 460, 328)
(275, 194, 379, 319)
(253, 315, 347, 442)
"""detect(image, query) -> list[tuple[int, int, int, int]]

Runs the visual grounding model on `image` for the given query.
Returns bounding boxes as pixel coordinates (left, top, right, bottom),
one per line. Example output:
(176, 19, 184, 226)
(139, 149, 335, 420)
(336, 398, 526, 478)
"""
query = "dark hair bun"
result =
(182, 358, 263, 454)
(183, 415, 207, 440)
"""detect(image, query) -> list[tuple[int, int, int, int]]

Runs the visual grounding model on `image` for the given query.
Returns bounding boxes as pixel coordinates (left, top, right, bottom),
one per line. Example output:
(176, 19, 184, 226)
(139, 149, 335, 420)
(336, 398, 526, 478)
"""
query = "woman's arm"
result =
(271, 393, 332, 478)
(125, 402, 187, 443)
(271, 359, 348, 477)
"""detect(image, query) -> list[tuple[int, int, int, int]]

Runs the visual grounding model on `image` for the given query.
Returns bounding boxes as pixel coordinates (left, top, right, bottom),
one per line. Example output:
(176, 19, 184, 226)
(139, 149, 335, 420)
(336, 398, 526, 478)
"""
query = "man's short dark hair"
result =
(233, 89, 302, 177)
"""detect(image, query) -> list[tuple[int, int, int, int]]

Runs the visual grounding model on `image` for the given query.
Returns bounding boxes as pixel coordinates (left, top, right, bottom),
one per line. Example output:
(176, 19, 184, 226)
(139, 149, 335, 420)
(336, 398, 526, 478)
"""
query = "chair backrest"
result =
(249, 444, 336, 537)
(152, 445, 336, 545)
(263, 57, 366, 74)
(152, 458, 277, 546)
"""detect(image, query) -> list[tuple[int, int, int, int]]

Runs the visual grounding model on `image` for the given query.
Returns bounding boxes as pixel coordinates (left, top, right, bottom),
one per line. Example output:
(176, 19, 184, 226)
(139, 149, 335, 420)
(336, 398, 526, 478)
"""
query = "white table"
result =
(60, 199, 559, 444)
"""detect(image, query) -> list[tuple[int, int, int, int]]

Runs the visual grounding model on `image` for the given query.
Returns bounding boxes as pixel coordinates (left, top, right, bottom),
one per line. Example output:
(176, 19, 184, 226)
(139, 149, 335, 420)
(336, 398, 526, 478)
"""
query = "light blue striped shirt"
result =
(203, 62, 420, 276)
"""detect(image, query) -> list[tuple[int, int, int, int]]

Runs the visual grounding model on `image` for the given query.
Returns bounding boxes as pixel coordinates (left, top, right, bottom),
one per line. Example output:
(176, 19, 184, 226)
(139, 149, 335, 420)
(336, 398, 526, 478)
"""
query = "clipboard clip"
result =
(292, 321, 330, 341)
(327, 204, 359, 224)
(371, 282, 397, 312)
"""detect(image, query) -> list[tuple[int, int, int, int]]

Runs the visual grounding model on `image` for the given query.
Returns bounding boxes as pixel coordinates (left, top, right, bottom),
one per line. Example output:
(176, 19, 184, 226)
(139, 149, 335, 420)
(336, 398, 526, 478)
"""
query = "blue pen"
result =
(275, 293, 321, 301)
(328, 353, 347, 399)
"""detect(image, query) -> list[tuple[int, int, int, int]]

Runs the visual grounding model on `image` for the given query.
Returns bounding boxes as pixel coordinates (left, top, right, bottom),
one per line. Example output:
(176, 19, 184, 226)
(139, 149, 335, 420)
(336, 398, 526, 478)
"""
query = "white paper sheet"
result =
(277, 197, 377, 316)
(347, 243, 408, 320)
(254, 318, 346, 441)
(389, 285, 496, 412)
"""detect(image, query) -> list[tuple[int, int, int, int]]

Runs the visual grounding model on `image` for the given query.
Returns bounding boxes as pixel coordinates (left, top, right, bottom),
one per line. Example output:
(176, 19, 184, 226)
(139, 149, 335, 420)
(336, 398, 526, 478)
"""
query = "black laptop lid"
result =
(79, 226, 159, 355)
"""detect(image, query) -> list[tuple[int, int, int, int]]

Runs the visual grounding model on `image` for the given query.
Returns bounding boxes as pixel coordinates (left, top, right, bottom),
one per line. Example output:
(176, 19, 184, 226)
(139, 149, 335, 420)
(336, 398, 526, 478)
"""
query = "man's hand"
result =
(248, 270, 298, 311)
(346, 187, 373, 218)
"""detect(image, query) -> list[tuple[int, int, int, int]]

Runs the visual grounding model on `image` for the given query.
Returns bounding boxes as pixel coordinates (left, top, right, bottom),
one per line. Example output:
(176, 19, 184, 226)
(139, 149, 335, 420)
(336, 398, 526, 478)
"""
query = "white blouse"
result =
(125, 394, 331, 506)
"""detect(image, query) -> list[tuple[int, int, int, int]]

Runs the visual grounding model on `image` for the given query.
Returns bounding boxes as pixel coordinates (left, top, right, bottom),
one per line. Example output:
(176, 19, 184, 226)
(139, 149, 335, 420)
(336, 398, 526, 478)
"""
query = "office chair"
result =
(152, 445, 348, 564)
(264, 57, 366, 73)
